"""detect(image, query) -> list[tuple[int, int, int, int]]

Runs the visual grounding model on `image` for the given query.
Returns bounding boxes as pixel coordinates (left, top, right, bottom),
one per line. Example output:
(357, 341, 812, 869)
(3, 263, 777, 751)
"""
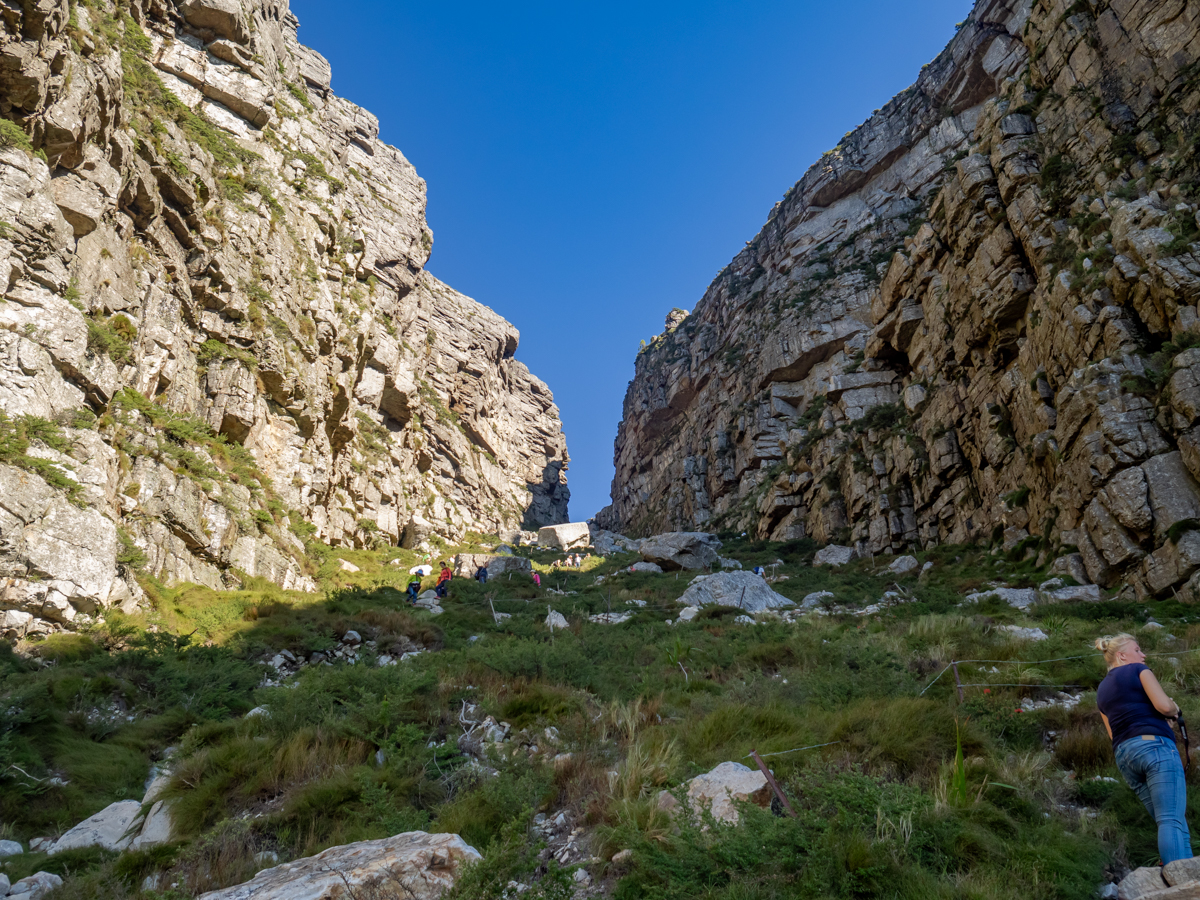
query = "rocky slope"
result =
(605, 0, 1200, 601)
(0, 0, 569, 639)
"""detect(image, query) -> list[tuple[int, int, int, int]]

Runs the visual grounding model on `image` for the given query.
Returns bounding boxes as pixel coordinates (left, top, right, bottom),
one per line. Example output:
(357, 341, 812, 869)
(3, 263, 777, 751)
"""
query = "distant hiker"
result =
(475, 565, 489, 584)
(752, 565, 765, 577)
(532, 571, 541, 587)
(406, 573, 422, 602)
(435, 562, 452, 598)
(1096, 633, 1192, 863)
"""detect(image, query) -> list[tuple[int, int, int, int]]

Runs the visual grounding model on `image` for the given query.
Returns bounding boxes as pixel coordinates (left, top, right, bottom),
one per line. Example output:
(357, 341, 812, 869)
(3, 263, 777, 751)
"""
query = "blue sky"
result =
(288, 0, 974, 522)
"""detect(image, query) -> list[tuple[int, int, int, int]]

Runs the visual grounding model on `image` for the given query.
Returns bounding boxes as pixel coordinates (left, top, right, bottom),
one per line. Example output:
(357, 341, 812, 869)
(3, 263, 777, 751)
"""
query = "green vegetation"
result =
(86, 314, 137, 365)
(196, 339, 257, 370)
(0, 118, 34, 155)
(110, 388, 267, 496)
(0, 410, 80, 499)
(0, 538, 1193, 897)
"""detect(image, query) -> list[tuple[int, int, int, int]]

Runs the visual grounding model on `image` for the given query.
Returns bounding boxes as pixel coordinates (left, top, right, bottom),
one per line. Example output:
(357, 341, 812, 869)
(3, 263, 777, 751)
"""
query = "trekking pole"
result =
(1178, 712, 1191, 772)
(952, 662, 964, 703)
(749, 750, 796, 818)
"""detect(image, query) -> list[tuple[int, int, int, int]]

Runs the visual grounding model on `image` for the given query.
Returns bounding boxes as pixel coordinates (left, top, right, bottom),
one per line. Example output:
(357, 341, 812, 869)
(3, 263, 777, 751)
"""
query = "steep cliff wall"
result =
(607, 0, 1200, 600)
(0, 0, 569, 639)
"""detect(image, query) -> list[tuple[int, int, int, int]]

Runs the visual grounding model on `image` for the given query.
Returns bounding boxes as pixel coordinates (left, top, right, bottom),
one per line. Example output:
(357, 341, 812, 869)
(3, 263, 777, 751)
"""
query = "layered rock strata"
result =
(606, 0, 1200, 600)
(0, 0, 568, 638)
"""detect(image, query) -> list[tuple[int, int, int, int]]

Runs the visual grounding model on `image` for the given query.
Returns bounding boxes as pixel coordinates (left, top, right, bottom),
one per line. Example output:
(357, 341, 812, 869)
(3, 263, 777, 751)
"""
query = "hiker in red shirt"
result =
(435, 562, 452, 598)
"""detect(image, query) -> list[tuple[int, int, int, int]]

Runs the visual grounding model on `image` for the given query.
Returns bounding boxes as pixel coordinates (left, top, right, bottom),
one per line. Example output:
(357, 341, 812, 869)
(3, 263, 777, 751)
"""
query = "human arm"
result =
(1100, 711, 1113, 740)
(1139, 668, 1181, 718)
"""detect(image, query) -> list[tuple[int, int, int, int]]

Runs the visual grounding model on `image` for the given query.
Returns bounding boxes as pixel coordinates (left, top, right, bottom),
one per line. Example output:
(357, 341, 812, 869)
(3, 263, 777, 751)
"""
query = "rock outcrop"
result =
(0, 0, 569, 639)
(606, 0, 1200, 600)
(195, 832, 481, 900)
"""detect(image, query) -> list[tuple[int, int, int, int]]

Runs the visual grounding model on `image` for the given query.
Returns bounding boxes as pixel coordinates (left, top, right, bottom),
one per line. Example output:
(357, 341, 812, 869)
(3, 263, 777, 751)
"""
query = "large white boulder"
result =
(658, 761, 771, 824)
(640, 532, 722, 570)
(677, 571, 794, 613)
(538, 522, 592, 550)
(887, 555, 919, 576)
(195, 832, 481, 900)
(48, 800, 142, 854)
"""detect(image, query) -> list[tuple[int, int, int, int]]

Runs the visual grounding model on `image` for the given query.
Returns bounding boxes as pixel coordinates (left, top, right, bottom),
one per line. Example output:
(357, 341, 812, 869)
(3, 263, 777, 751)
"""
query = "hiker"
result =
(1096, 633, 1192, 863)
(475, 564, 489, 584)
(405, 572, 422, 603)
(435, 562, 452, 599)
(752, 565, 765, 577)
(532, 571, 541, 588)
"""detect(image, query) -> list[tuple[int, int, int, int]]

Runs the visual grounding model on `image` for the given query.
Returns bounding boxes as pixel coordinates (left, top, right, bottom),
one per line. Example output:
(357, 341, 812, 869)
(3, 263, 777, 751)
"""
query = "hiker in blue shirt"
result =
(1096, 633, 1192, 864)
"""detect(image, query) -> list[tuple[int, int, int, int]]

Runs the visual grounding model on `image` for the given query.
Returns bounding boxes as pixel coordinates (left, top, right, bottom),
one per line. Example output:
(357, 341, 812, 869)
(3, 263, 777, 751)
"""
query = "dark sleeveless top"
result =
(1096, 663, 1175, 748)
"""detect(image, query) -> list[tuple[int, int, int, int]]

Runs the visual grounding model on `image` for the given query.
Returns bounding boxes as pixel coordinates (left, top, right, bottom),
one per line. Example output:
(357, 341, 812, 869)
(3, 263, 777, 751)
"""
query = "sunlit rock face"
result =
(0, 0, 569, 638)
(605, 0, 1200, 600)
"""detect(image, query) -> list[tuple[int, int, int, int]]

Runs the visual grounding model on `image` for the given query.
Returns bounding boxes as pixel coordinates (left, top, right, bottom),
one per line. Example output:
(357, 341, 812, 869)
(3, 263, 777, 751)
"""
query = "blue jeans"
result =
(1115, 734, 1192, 863)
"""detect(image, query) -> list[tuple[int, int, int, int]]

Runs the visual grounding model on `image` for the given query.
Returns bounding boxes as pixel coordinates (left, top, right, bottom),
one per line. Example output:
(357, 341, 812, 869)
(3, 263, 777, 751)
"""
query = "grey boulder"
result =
(677, 571, 794, 613)
(640, 532, 722, 570)
(814, 545, 856, 567)
(887, 555, 920, 576)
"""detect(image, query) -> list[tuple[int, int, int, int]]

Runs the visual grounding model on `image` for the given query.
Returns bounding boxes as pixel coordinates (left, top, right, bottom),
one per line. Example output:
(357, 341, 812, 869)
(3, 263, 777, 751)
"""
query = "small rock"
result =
(918, 561, 934, 583)
(573, 868, 591, 885)
(963, 587, 1037, 610)
(677, 606, 701, 622)
(1145, 620, 1164, 630)
(628, 561, 664, 574)
(734, 615, 754, 624)
(998, 625, 1049, 642)
(342, 630, 362, 644)
(9, 872, 63, 899)
(1097, 884, 1117, 900)
(246, 706, 270, 718)
(612, 849, 633, 864)
(545, 610, 569, 631)
(254, 850, 279, 865)
(338, 559, 361, 573)
(887, 555, 919, 577)
(0, 839, 23, 857)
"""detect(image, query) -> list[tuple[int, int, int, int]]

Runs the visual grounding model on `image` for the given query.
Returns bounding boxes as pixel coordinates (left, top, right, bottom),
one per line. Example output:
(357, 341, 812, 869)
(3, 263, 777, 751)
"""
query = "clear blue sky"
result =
(289, 0, 974, 522)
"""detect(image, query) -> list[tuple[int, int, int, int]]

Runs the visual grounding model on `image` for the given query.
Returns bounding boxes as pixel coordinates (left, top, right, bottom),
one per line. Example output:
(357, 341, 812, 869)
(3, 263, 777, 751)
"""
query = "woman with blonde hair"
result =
(1095, 633, 1192, 863)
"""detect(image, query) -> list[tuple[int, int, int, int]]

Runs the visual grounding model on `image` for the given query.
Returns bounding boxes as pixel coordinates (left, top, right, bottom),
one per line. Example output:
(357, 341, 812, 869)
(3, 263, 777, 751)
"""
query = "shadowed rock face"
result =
(605, 0, 1200, 601)
(0, 0, 568, 639)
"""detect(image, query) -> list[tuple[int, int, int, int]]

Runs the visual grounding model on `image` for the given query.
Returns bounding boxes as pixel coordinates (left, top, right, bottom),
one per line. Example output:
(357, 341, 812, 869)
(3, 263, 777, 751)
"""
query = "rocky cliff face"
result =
(606, 0, 1200, 600)
(0, 0, 569, 639)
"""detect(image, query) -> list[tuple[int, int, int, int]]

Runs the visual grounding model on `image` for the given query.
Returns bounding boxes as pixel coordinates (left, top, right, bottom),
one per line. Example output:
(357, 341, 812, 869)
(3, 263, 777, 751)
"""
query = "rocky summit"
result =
(0, 0, 569, 640)
(604, 0, 1200, 601)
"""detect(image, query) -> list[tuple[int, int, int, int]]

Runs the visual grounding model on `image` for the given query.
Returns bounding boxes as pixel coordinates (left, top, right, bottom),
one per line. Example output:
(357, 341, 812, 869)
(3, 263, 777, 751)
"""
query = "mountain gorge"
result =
(0, 0, 569, 640)
(604, 0, 1200, 602)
